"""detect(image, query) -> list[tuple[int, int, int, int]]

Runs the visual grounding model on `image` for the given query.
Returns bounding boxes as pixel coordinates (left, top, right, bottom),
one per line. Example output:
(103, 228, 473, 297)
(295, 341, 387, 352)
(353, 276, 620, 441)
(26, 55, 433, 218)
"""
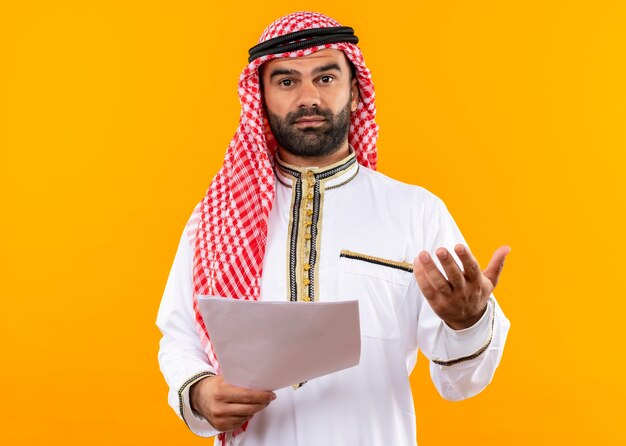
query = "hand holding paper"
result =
(190, 374, 276, 432)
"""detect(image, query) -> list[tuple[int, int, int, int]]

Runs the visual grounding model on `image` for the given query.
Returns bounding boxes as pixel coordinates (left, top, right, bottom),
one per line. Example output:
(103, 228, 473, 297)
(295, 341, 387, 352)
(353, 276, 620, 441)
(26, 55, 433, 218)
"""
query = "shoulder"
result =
(356, 165, 446, 211)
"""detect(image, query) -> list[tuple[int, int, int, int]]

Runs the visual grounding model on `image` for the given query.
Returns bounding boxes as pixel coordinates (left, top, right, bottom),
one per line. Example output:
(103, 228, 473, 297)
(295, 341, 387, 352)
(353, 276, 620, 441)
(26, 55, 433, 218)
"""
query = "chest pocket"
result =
(337, 250, 414, 340)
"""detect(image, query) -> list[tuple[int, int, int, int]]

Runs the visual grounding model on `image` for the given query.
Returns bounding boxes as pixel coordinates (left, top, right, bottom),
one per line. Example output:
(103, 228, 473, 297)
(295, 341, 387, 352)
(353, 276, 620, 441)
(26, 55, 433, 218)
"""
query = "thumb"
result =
(483, 245, 511, 287)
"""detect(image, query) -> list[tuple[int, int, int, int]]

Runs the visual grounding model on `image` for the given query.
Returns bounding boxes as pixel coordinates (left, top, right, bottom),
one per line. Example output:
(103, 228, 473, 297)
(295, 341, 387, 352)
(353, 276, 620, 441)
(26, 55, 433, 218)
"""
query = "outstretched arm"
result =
(413, 196, 511, 401)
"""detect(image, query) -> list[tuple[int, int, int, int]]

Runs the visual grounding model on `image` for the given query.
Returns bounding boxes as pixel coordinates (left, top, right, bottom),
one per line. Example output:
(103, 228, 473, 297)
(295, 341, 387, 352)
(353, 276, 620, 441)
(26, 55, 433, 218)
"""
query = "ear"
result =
(350, 77, 359, 112)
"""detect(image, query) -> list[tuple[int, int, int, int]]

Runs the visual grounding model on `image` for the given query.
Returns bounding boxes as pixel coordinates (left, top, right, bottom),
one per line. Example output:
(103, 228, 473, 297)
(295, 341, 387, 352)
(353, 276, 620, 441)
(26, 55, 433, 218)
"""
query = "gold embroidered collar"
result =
(274, 150, 359, 190)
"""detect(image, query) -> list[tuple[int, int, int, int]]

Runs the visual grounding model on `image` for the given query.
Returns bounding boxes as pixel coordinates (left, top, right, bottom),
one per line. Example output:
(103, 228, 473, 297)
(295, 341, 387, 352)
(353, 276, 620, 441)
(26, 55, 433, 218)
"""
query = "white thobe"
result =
(157, 152, 510, 445)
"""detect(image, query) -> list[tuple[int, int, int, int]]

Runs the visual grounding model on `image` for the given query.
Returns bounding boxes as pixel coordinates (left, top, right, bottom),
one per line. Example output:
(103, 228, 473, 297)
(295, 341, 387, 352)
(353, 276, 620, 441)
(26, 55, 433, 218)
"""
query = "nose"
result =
(296, 81, 321, 109)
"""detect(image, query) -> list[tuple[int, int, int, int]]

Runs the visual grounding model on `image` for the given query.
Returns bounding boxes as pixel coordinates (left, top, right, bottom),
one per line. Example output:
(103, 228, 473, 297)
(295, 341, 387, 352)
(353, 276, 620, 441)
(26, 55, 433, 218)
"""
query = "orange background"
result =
(1, 1, 625, 445)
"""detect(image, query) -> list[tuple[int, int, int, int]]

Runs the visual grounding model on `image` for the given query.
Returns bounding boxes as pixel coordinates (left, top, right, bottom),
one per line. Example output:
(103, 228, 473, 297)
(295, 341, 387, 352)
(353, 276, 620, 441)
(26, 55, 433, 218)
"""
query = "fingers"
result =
(414, 251, 451, 298)
(435, 248, 465, 289)
(213, 391, 271, 431)
(191, 375, 276, 432)
(223, 385, 276, 405)
(483, 245, 511, 287)
(216, 402, 271, 419)
(210, 413, 255, 433)
(414, 245, 494, 291)
(219, 417, 252, 432)
(454, 245, 481, 282)
(413, 244, 509, 329)
(413, 248, 467, 296)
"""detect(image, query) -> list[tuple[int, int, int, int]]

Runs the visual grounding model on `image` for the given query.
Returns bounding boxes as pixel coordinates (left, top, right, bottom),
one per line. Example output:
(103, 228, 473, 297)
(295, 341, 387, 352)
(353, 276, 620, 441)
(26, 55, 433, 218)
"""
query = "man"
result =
(157, 11, 510, 446)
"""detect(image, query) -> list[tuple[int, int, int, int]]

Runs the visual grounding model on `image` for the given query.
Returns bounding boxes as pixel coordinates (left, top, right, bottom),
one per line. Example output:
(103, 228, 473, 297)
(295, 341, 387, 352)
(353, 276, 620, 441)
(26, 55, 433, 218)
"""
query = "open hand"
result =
(413, 244, 510, 330)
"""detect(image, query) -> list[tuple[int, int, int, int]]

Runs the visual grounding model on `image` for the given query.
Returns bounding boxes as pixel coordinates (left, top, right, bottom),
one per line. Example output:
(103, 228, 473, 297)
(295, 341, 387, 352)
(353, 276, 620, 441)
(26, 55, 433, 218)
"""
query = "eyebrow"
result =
(312, 63, 342, 75)
(269, 68, 300, 79)
(269, 63, 343, 80)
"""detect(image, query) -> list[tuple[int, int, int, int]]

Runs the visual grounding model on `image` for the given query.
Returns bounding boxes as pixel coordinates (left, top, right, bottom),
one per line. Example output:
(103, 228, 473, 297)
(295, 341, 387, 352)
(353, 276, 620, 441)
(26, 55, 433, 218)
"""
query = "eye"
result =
(319, 75, 334, 84)
(279, 79, 293, 87)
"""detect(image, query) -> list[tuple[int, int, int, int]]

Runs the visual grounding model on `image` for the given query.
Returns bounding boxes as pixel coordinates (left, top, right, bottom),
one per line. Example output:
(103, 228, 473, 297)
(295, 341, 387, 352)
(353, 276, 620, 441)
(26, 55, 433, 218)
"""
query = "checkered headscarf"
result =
(188, 13, 378, 440)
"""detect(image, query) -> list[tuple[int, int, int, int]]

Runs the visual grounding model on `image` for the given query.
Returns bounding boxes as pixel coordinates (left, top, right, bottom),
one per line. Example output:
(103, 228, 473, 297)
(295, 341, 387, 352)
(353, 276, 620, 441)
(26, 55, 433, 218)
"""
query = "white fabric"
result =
(157, 160, 510, 445)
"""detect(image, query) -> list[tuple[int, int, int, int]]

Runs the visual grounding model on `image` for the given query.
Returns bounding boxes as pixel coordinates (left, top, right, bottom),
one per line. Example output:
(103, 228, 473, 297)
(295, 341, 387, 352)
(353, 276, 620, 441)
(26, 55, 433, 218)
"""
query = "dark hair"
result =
(348, 59, 357, 80)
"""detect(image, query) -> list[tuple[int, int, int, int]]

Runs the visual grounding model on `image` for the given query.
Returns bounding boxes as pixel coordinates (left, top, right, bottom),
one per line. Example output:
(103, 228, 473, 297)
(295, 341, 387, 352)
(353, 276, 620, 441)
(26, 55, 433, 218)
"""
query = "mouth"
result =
(293, 117, 326, 128)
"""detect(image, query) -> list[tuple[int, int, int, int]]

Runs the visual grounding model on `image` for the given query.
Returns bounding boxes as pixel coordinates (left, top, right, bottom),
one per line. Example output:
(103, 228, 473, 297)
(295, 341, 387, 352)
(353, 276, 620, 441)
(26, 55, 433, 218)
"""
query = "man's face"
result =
(260, 49, 359, 159)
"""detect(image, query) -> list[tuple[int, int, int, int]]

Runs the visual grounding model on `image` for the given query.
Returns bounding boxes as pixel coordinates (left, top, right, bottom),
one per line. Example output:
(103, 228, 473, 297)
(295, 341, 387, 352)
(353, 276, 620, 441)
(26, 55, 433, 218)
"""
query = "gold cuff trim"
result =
(177, 371, 215, 426)
(340, 250, 414, 273)
(431, 300, 496, 366)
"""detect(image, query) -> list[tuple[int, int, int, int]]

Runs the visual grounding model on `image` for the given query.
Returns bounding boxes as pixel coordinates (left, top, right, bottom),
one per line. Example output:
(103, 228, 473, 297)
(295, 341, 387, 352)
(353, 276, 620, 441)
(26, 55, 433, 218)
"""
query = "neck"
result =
(277, 141, 351, 168)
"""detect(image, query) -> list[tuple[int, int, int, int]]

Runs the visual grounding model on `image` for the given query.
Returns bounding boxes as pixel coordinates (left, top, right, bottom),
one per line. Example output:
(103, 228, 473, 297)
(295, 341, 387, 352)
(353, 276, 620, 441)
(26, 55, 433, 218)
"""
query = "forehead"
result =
(261, 49, 349, 74)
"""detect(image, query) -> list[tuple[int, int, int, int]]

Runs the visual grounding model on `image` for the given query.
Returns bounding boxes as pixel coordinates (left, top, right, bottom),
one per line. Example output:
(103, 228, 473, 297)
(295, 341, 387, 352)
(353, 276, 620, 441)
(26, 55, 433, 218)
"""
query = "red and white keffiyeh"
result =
(187, 11, 379, 443)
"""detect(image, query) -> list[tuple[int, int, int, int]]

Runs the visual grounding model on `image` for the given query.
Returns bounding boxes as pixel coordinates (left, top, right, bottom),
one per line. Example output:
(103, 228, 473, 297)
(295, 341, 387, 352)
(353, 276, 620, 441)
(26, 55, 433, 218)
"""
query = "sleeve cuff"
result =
(431, 297, 495, 367)
(178, 371, 221, 437)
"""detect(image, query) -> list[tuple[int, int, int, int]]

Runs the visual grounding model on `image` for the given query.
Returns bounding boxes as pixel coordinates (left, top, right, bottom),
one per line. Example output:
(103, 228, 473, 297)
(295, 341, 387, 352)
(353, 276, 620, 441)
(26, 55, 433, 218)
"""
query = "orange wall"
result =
(1, 1, 625, 445)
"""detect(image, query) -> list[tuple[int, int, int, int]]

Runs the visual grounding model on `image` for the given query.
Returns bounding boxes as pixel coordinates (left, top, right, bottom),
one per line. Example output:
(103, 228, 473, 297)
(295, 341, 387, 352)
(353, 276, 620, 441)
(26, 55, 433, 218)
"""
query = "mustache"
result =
(287, 107, 334, 124)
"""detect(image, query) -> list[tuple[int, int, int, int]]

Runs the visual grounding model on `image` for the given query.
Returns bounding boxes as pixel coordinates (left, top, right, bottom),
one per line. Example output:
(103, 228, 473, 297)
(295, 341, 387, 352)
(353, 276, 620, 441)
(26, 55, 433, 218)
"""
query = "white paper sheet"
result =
(197, 297, 361, 391)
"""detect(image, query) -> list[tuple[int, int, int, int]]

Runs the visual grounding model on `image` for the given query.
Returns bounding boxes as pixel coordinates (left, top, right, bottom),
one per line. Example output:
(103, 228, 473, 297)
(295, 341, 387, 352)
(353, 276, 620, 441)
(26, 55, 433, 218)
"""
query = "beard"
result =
(266, 101, 351, 159)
